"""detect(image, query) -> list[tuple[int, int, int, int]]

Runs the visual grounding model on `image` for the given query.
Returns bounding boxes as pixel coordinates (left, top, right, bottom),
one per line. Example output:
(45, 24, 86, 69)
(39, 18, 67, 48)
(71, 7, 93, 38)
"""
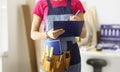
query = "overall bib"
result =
(41, 0, 81, 72)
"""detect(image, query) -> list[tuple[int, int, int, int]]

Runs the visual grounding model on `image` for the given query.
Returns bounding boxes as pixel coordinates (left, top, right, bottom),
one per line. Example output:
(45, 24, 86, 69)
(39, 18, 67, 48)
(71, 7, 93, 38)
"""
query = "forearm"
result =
(31, 31, 46, 40)
(31, 14, 47, 40)
(78, 13, 86, 38)
(80, 24, 86, 38)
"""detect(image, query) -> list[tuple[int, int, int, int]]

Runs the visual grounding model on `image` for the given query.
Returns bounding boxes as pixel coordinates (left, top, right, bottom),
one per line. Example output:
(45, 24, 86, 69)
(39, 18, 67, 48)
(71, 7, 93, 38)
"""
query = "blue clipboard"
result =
(54, 21, 84, 37)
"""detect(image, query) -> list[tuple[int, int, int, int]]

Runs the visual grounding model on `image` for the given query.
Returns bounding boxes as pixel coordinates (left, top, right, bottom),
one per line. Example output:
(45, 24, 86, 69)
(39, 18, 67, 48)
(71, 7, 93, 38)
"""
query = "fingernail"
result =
(60, 29, 64, 31)
(63, 30, 65, 33)
(59, 29, 63, 30)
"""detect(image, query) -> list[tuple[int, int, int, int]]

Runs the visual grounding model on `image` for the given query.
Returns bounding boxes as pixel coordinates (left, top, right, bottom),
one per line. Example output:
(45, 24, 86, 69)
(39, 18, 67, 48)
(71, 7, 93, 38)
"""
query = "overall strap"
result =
(46, 0, 52, 9)
(67, 0, 71, 7)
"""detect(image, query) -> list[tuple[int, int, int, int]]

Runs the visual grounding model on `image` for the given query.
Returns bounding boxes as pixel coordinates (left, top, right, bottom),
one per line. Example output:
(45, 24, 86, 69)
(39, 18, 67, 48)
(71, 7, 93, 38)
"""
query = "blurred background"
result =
(0, 0, 120, 72)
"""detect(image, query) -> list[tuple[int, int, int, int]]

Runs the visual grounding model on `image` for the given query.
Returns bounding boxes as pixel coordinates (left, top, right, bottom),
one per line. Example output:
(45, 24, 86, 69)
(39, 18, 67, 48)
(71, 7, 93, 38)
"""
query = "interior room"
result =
(0, 0, 120, 72)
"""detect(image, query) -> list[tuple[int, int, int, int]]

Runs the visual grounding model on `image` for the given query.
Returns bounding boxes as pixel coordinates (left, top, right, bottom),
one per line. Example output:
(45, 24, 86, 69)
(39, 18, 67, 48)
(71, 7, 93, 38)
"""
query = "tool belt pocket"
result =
(42, 56, 51, 71)
(42, 51, 71, 72)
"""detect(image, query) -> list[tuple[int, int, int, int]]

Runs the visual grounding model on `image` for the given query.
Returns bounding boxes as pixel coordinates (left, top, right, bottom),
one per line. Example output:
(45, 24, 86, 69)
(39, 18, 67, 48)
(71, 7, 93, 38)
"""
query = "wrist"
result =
(46, 32, 50, 39)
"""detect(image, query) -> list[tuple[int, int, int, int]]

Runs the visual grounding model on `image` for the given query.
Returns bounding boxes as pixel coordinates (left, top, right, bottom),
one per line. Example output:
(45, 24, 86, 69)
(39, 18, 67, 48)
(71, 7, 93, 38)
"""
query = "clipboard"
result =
(54, 21, 84, 37)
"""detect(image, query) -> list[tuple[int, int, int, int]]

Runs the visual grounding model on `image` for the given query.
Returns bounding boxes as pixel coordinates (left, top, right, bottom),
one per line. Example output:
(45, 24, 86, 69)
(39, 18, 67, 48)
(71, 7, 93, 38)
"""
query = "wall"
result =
(82, 0, 120, 30)
(7, 0, 30, 72)
(0, 0, 8, 72)
(0, 0, 7, 52)
(0, 57, 2, 72)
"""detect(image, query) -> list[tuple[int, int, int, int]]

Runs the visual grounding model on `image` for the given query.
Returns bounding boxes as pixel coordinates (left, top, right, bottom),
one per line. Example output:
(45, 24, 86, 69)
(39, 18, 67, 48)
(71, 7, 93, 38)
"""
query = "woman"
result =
(31, 0, 86, 72)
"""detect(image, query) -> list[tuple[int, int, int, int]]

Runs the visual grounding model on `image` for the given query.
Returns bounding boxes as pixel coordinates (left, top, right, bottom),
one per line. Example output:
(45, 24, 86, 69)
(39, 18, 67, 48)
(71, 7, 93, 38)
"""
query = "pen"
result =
(75, 10, 80, 16)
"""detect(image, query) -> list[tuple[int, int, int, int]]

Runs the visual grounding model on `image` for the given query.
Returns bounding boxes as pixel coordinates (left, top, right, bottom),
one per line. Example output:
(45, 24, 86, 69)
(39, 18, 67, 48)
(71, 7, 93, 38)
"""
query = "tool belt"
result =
(41, 41, 78, 72)
(42, 50, 70, 72)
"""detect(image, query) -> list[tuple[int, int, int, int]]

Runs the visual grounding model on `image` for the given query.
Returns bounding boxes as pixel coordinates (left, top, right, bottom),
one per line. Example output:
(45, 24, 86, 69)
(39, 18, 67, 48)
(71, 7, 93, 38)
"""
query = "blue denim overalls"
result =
(40, 0, 81, 72)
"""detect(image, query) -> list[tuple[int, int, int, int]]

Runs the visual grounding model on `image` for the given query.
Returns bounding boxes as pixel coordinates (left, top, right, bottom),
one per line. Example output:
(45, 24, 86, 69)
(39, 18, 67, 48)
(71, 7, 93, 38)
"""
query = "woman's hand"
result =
(47, 29, 65, 39)
(70, 15, 81, 21)
(70, 13, 84, 21)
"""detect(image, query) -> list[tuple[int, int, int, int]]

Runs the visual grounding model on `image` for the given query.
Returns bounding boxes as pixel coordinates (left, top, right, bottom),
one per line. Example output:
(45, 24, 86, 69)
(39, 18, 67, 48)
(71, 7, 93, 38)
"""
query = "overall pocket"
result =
(51, 55, 65, 72)
(42, 55, 52, 72)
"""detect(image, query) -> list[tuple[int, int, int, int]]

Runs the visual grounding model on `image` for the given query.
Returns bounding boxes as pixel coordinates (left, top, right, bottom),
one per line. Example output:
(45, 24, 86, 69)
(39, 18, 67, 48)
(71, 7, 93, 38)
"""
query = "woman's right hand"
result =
(47, 29, 65, 39)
